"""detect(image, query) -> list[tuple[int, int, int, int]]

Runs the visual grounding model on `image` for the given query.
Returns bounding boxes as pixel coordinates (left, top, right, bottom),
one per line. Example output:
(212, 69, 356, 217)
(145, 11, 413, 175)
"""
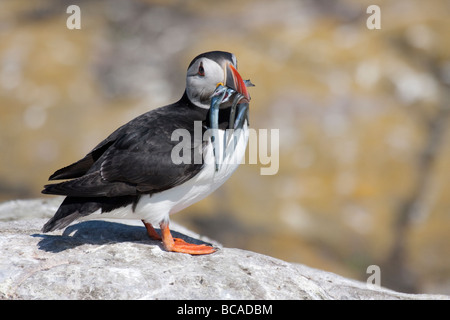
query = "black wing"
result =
(43, 98, 208, 198)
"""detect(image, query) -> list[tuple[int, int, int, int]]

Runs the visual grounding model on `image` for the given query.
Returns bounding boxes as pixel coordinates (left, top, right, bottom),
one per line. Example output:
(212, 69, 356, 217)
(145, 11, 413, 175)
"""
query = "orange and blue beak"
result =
(224, 63, 251, 102)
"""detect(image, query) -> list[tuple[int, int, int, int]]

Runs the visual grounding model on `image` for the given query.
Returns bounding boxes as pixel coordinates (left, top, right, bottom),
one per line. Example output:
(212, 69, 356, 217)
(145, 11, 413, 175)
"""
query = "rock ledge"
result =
(0, 198, 448, 300)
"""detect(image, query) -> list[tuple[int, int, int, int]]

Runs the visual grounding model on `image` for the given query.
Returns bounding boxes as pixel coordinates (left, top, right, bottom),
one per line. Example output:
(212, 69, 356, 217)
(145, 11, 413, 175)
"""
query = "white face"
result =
(186, 57, 228, 109)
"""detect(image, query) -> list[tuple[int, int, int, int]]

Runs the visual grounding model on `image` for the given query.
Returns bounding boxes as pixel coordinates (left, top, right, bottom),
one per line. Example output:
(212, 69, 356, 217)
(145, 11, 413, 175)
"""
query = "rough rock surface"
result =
(0, 198, 448, 300)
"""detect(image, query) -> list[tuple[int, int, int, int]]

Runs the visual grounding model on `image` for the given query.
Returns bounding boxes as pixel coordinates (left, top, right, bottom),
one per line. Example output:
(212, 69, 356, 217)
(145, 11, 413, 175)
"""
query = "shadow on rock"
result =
(32, 220, 213, 253)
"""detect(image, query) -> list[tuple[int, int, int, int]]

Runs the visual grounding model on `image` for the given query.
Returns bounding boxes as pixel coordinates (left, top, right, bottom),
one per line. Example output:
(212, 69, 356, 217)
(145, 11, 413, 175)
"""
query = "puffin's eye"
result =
(198, 62, 205, 76)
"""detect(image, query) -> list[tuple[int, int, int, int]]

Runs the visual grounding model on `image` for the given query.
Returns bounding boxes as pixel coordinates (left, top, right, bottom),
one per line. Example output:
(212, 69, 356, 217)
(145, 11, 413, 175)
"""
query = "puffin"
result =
(41, 51, 252, 255)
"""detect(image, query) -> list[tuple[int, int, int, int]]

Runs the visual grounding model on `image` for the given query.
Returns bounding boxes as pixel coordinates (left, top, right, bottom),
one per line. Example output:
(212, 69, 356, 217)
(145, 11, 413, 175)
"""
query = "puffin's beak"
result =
(224, 63, 250, 102)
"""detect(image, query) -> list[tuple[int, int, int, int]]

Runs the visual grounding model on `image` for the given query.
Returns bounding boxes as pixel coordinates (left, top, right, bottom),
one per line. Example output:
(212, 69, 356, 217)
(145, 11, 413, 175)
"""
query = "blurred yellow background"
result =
(1, 0, 449, 294)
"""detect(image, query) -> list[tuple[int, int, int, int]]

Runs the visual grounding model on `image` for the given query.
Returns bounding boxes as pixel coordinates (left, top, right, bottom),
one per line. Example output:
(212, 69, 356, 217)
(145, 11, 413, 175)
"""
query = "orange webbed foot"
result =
(142, 220, 216, 255)
(168, 237, 217, 255)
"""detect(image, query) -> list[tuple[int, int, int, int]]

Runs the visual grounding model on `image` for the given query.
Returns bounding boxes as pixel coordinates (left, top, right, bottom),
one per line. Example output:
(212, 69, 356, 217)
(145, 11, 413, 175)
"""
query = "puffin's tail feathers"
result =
(41, 195, 139, 233)
(41, 197, 101, 233)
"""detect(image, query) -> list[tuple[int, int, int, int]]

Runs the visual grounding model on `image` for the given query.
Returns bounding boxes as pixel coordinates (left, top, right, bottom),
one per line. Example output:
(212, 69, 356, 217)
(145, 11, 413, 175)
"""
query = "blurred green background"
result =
(1, 0, 449, 294)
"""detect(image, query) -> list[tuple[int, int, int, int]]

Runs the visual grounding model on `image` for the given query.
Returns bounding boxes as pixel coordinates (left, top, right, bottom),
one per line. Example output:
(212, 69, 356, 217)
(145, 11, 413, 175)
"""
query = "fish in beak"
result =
(210, 63, 253, 172)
